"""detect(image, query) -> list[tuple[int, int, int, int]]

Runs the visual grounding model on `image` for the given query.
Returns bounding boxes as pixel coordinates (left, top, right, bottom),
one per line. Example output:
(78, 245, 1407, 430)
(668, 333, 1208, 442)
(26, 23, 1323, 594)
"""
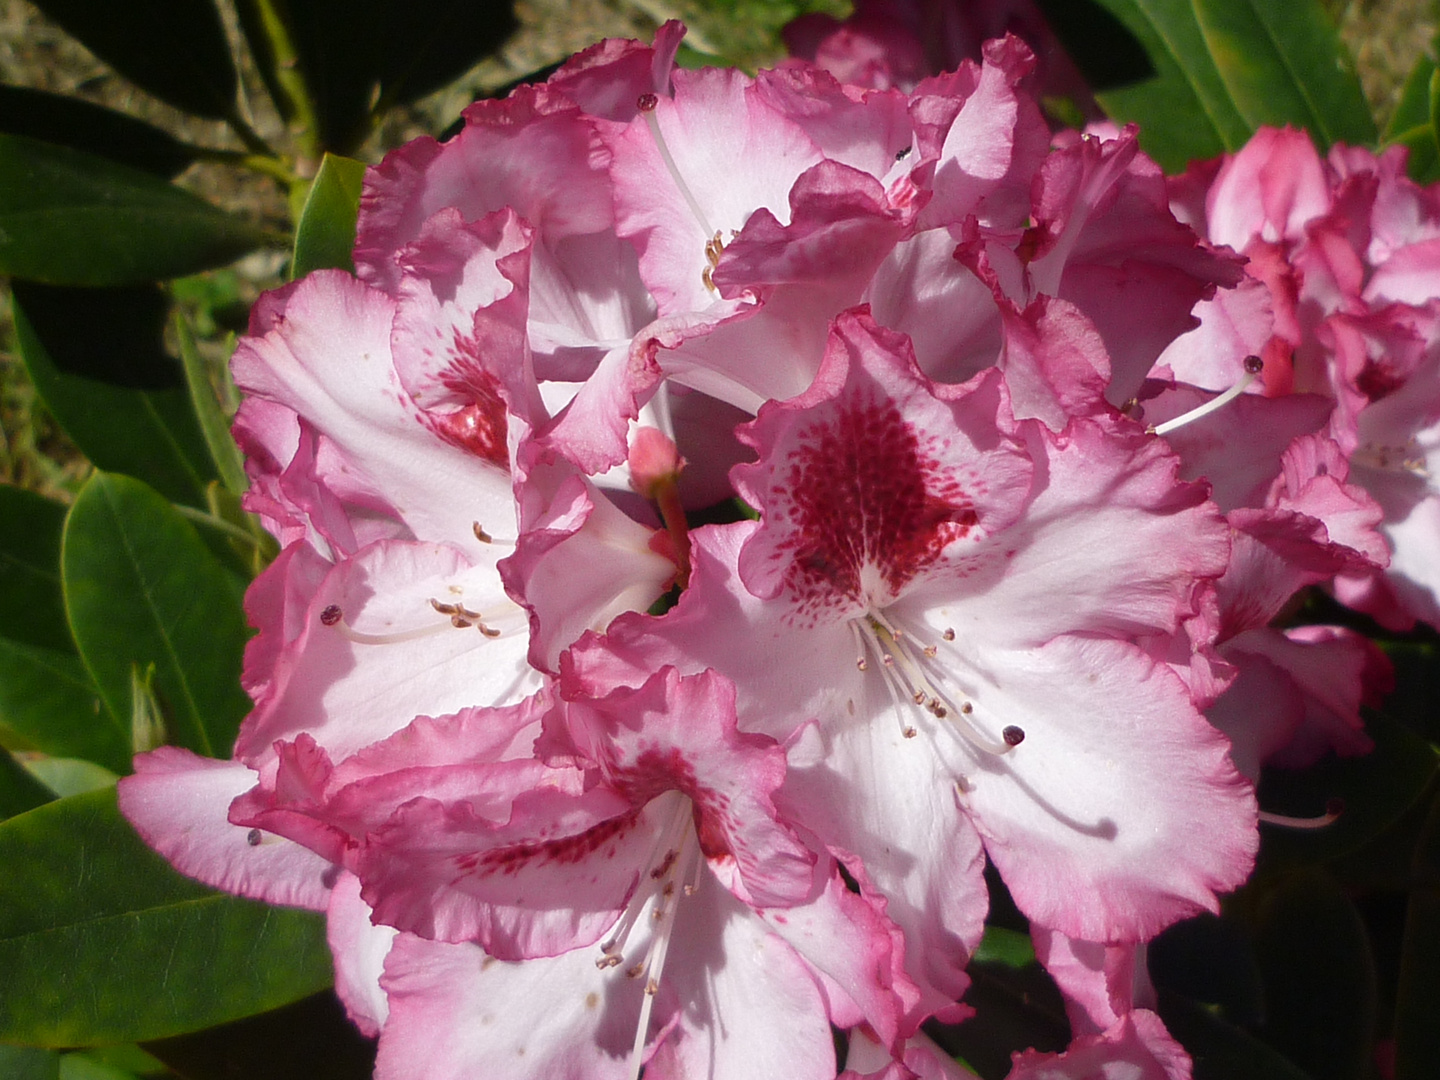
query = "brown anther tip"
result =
(320, 604, 342, 626)
(637, 92, 658, 112)
(1002, 725, 1026, 747)
(246, 828, 263, 846)
(1243, 354, 1264, 374)
(479, 624, 502, 638)
(1325, 797, 1346, 817)
(856, 658, 867, 671)
(923, 645, 938, 658)
(903, 727, 917, 739)
(960, 702, 973, 714)
(472, 522, 493, 544)
(942, 628, 956, 641)
(451, 615, 471, 628)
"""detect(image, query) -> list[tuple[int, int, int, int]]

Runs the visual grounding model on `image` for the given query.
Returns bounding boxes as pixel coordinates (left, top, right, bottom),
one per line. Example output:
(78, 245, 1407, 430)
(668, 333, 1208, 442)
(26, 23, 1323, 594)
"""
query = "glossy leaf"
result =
(0, 746, 56, 822)
(14, 290, 216, 508)
(0, 637, 124, 774)
(291, 153, 366, 278)
(0, 85, 199, 177)
(1384, 56, 1440, 184)
(0, 485, 72, 652)
(0, 134, 269, 286)
(1395, 792, 1440, 1080)
(1056, 0, 1250, 169)
(1060, 0, 1370, 171)
(0, 788, 333, 1046)
(1251, 869, 1376, 1080)
(1191, 0, 1374, 148)
(62, 472, 252, 761)
(236, 0, 517, 154)
(24, 757, 120, 799)
(25, 0, 238, 120)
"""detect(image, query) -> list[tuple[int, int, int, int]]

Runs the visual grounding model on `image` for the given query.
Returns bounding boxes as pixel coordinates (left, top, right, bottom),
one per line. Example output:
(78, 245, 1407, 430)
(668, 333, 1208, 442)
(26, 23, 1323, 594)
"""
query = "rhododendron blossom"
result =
(108, 18, 1438, 1080)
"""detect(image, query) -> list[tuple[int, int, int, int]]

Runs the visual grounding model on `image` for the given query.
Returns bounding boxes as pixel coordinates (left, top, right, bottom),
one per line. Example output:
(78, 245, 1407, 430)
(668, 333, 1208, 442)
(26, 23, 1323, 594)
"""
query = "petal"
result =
(117, 747, 334, 910)
(327, 870, 398, 1037)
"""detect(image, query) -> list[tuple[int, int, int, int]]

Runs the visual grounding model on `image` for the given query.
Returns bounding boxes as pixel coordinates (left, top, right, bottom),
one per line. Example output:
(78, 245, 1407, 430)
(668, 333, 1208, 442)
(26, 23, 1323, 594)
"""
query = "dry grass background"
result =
(0, 0, 1435, 500)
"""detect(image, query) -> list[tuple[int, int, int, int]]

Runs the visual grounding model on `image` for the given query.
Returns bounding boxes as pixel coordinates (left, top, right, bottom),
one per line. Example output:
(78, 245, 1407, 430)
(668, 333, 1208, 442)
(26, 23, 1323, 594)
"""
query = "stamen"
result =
(320, 602, 495, 645)
(1148, 355, 1264, 436)
(246, 828, 263, 846)
(1259, 798, 1343, 830)
(638, 94, 717, 242)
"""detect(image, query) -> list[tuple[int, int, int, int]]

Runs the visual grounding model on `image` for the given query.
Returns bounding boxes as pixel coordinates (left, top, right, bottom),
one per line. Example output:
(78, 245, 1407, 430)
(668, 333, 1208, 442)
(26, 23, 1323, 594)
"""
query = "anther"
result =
(473, 522, 493, 544)
(1002, 725, 1026, 747)
(626, 963, 645, 979)
(960, 702, 973, 715)
(1149, 355, 1264, 436)
(596, 954, 623, 970)
(903, 726, 917, 738)
(942, 628, 955, 641)
(881, 654, 894, 667)
(923, 645, 938, 658)
(856, 657, 868, 671)
(246, 828, 263, 846)
(895, 146, 911, 160)
(637, 92, 658, 112)
(320, 604, 342, 626)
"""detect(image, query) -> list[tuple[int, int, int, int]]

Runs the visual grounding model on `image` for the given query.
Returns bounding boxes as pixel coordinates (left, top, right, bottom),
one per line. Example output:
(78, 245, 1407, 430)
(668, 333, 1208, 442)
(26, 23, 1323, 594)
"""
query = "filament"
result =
(1148, 355, 1263, 436)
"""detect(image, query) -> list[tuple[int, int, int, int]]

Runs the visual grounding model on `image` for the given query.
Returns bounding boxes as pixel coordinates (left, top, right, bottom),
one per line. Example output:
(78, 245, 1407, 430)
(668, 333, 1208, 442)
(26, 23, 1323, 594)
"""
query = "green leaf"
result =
(291, 153, 366, 279)
(1256, 711, 1440, 869)
(1250, 868, 1376, 1080)
(1384, 57, 1440, 184)
(57, 1054, 141, 1080)
(1053, 0, 1251, 169)
(236, 0, 517, 154)
(24, 757, 120, 799)
(175, 315, 248, 495)
(0, 85, 199, 178)
(0, 1045, 60, 1080)
(971, 924, 1036, 968)
(62, 472, 253, 760)
(14, 289, 217, 508)
(1395, 791, 1440, 1080)
(24, 0, 238, 120)
(0, 134, 270, 286)
(1055, 0, 1372, 171)
(0, 745, 56, 821)
(0, 637, 124, 773)
(1191, 0, 1374, 148)
(0, 788, 333, 1046)
(1158, 990, 1315, 1080)
(0, 485, 73, 652)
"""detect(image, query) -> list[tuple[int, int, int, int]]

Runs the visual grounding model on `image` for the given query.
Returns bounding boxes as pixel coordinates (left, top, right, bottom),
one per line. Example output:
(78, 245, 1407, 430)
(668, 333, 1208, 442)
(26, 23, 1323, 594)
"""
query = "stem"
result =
(249, 0, 323, 162)
(173, 504, 267, 549)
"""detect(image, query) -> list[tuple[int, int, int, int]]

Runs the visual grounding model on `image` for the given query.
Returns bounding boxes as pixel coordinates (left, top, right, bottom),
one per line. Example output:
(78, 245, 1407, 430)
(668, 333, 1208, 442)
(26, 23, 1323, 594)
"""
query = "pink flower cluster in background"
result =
(117, 19, 1440, 1080)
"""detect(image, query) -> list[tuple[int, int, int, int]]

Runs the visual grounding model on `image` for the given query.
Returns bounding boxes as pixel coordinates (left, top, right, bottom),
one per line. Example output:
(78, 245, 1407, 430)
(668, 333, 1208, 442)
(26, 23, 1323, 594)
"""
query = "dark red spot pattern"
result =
(774, 394, 978, 614)
(470, 814, 639, 877)
(422, 352, 509, 469)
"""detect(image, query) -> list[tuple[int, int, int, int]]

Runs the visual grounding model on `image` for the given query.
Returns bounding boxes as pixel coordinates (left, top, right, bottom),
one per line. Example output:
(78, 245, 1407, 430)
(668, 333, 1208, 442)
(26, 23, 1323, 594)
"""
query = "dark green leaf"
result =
(1251, 868, 1376, 1080)
(1057, 0, 1371, 171)
(25, 0, 237, 120)
(0, 745, 56, 821)
(970, 924, 1036, 969)
(1256, 712, 1440, 869)
(291, 153, 366, 278)
(1158, 990, 1315, 1080)
(0, 485, 72, 652)
(237, 0, 516, 154)
(14, 290, 216, 508)
(924, 960, 1069, 1080)
(25, 757, 120, 799)
(0, 788, 332, 1046)
(143, 991, 378, 1080)
(10, 282, 182, 388)
(0, 134, 269, 286)
(1149, 912, 1265, 1026)
(1191, 0, 1375, 148)
(62, 472, 253, 760)
(175, 316, 248, 496)
(0, 637, 124, 774)
(1395, 791, 1440, 1080)
(0, 1045, 60, 1080)
(1055, 0, 1251, 169)
(56, 1053, 141, 1080)
(0, 85, 199, 177)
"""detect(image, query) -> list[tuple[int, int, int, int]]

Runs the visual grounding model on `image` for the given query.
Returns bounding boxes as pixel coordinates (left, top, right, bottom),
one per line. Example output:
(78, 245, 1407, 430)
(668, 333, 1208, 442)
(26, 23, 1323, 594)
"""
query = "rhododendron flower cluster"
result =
(115, 20, 1434, 1080)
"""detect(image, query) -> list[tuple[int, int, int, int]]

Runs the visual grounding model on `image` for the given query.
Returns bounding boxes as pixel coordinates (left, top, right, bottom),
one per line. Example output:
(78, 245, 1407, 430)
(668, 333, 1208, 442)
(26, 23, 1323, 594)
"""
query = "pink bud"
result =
(628, 426, 685, 498)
